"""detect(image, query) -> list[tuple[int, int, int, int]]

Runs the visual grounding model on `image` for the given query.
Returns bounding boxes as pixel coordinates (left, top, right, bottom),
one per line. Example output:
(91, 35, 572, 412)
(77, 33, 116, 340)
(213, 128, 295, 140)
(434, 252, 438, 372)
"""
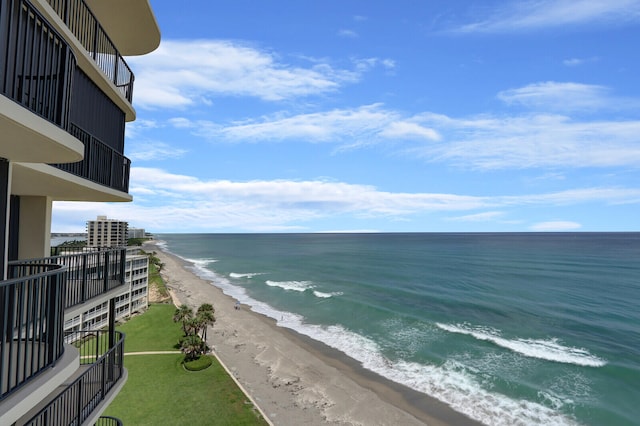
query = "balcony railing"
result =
(45, 0, 134, 102)
(1, 263, 67, 400)
(52, 123, 130, 193)
(10, 247, 127, 310)
(0, 0, 75, 128)
(23, 329, 125, 426)
(1, 0, 131, 194)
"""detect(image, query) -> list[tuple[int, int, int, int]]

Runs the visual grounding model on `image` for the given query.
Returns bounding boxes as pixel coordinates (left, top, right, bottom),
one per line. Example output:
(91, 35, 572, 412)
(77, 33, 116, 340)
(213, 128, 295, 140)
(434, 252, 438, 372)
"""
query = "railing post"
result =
(120, 248, 126, 284)
(92, 19, 99, 60)
(76, 378, 83, 425)
(46, 275, 57, 363)
(102, 356, 107, 398)
(114, 55, 119, 87)
(103, 250, 109, 292)
(63, 0, 69, 24)
(82, 252, 88, 303)
(108, 299, 115, 382)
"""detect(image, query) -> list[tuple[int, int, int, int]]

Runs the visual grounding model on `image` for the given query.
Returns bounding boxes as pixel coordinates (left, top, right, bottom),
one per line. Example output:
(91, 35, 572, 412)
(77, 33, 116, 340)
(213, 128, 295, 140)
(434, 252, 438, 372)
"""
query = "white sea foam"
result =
(154, 240, 168, 251)
(265, 280, 314, 292)
(183, 260, 581, 426)
(436, 322, 606, 367)
(268, 316, 581, 426)
(185, 257, 218, 268)
(312, 290, 344, 298)
(230, 272, 264, 279)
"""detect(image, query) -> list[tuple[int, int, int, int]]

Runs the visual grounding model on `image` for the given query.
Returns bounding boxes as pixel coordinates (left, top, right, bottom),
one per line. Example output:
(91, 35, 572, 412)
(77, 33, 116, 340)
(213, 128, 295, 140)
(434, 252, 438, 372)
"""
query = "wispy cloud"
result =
(563, 56, 600, 67)
(497, 81, 639, 112)
(529, 221, 582, 231)
(128, 39, 391, 109)
(447, 211, 506, 222)
(53, 168, 640, 232)
(338, 29, 358, 38)
(414, 112, 640, 169)
(452, 0, 640, 33)
(162, 90, 640, 170)
(167, 104, 439, 144)
(497, 81, 613, 111)
(127, 141, 188, 162)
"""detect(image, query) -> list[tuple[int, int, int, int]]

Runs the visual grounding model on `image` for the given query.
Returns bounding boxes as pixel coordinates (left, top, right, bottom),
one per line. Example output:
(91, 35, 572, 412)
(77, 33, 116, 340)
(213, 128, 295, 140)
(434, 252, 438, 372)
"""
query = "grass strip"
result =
(104, 304, 268, 425)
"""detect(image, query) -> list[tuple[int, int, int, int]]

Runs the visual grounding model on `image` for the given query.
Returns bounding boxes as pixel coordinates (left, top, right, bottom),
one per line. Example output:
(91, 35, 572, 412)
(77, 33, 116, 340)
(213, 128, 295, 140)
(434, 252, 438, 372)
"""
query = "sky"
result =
(52, 0, 640, 233)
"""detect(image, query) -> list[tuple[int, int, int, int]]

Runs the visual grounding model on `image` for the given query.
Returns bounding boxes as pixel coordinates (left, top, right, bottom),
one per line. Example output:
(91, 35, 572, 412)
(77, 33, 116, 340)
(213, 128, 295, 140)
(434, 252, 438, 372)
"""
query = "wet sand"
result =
(146, 241, 481, 426)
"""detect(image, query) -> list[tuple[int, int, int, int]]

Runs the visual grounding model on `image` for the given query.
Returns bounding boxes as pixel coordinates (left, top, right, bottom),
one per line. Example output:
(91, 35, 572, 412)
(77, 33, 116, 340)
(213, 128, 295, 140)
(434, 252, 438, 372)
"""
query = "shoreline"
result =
(146, 241, 481, 426)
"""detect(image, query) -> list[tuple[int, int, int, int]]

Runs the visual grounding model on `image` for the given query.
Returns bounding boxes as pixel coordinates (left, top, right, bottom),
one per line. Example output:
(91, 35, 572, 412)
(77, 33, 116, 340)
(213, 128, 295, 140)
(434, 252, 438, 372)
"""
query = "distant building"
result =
(128, 227, 146, 239)
(87, 215, 128, 247)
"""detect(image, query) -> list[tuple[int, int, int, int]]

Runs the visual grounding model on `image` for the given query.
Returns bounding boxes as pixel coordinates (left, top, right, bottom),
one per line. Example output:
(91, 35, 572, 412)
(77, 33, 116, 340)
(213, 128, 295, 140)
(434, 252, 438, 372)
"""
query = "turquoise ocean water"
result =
(156, 233, 640, 426)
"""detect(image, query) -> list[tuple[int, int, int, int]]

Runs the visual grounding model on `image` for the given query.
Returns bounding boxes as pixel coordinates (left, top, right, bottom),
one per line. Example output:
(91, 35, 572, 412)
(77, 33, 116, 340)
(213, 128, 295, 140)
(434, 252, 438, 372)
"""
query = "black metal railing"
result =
(52, 123, 130, 193)
(24, 329, 125, 426)
(10, 247, 127, 310)
(0, 263, 67, 400)
(45, 0, 134, 102)
(0, 0, 75, 128)
(1, 0, 131, 194)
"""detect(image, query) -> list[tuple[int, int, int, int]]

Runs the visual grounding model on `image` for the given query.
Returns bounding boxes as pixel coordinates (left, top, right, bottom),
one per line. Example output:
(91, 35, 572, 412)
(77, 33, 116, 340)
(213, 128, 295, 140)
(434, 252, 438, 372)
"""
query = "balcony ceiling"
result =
(85, 0, 161, 56)
(0, 97, 84, 163)
(11, 163, 132, 202)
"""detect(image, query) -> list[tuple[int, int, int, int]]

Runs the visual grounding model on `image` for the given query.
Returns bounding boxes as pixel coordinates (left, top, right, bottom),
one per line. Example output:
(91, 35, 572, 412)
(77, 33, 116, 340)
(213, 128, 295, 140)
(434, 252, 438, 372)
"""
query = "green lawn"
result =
(104, 304, 268, 425)
(117, 304, 183, 352)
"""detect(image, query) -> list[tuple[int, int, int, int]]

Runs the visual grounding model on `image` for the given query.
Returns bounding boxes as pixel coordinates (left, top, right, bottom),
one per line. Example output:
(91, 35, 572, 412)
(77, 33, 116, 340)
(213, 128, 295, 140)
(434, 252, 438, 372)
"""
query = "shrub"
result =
(184, 355, 213, 371)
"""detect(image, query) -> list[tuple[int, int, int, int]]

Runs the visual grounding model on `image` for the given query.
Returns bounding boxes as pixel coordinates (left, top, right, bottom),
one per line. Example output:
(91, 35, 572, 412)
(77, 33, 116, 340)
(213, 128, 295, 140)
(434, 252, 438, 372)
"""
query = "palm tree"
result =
(184, 317, 200, 337)
(173, 305, 193, 335)
(180, 334, 205, 361)
(196, 304, 216, 341)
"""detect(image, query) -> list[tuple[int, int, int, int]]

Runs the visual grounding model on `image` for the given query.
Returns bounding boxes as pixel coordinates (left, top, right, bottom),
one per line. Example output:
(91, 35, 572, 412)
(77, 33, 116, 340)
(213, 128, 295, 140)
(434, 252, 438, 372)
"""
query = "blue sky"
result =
(53, 0, 640, 233)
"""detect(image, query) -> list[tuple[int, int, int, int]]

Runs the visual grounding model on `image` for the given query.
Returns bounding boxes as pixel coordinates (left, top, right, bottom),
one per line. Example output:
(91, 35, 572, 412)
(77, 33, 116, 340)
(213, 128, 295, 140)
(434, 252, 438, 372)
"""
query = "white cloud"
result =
(453, 0, 640, 33)
(127, 141, 188, 161)
(412, 112, 640, 169)
(53, 168, 640, 232)
(353, 57, 396, 72)
(167, 104, 440, 145)
(379, 122, 441, 141)
(127, 39, 384, 109)
(530, 221, 582, 231)
(338, 29, 358, 38)
(447, 211, 506, 222)
(169, 104, 393, 142)
(158, 95, 640, 170)
(563, 57, 599, 67)
(497, 82, 612, 111)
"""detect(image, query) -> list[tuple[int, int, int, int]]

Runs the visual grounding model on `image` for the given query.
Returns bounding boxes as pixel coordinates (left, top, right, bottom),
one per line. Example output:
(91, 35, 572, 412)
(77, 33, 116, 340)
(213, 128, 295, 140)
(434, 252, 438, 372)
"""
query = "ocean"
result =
(155, 233, 640, 426)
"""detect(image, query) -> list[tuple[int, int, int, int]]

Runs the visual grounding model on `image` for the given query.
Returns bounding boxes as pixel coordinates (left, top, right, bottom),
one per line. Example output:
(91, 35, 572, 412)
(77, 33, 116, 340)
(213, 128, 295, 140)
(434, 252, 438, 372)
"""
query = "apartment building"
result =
(128, 227, 146, 239)
(87, 215, 128, 248)
(65, 248, 149, 333)
(0, 0, 160, 424)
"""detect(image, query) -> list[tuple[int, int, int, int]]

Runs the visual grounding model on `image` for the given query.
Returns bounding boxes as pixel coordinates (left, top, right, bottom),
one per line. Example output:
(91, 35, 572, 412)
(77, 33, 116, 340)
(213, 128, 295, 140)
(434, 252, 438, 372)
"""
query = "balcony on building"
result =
(1, 0, 159, 200)
(1, 247, 128, 425)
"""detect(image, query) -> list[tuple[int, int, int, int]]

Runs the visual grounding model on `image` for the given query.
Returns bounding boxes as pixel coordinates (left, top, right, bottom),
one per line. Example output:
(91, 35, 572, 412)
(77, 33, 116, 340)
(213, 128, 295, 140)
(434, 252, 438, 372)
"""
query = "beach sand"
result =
(146, 241, 481, 426)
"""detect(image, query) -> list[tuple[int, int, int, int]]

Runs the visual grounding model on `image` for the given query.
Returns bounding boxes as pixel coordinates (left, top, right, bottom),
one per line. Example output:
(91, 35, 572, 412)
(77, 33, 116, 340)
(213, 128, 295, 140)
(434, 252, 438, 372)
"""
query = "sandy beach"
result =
(146, 241, 481, 426)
